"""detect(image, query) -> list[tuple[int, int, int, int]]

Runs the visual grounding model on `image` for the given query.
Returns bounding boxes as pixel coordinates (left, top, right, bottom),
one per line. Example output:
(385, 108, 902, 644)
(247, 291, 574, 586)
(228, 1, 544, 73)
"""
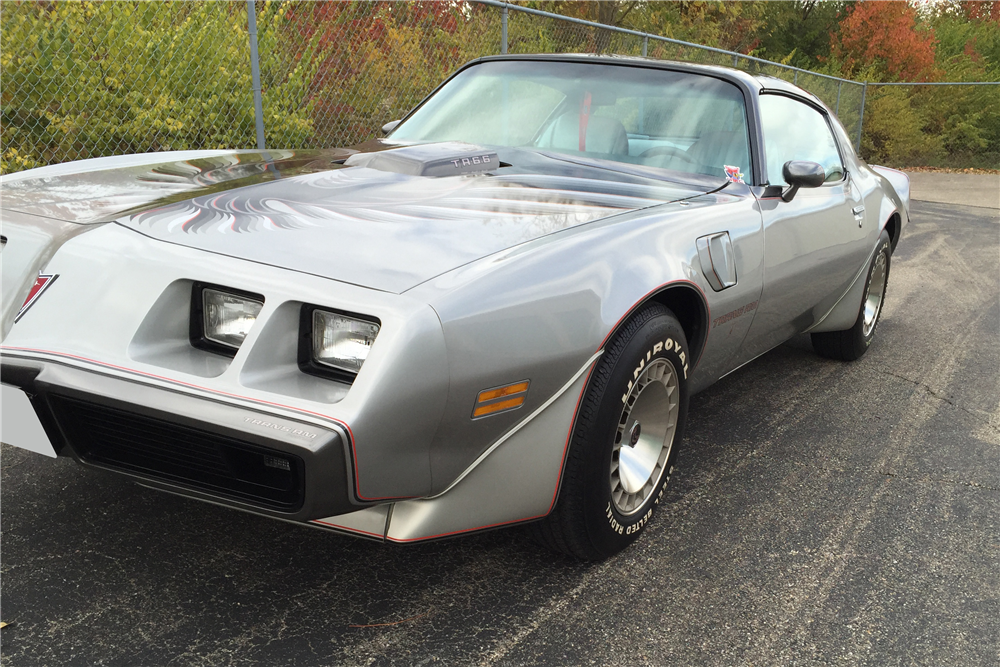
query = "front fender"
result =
(0, 212, 94, 342)
(409, 188, 764, 494)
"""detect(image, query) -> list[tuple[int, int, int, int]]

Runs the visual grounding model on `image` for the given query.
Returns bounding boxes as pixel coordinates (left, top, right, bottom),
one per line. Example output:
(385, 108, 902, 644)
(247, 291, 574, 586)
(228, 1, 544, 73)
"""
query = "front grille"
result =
(48, 395, 304, 511)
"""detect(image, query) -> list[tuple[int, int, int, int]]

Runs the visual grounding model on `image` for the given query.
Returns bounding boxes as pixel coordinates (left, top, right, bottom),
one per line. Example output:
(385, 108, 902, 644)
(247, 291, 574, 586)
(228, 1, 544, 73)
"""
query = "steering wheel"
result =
(639, 146, 696, 163)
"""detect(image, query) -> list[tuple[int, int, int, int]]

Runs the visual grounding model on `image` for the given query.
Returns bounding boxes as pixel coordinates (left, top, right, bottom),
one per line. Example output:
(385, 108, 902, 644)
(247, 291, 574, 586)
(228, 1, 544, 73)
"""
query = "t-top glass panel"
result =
(389, 61, 752, 182)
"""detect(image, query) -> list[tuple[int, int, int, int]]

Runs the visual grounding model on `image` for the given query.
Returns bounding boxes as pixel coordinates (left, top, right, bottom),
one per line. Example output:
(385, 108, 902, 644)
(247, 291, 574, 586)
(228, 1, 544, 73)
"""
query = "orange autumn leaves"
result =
(833, 1, 939, 81)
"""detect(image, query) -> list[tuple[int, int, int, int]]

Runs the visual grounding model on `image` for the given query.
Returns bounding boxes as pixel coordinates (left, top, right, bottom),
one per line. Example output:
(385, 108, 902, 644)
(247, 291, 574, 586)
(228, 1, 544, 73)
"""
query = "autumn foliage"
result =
(2, 0, 998, 173)
(960, 1, 1000, 23)
(276, 1, 479, 146)
(832, 1, 939, 81)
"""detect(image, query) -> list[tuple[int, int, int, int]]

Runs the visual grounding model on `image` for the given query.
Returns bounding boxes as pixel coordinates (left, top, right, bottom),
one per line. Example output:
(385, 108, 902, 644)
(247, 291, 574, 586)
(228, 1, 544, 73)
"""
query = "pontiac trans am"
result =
(0, 55, 909, 560)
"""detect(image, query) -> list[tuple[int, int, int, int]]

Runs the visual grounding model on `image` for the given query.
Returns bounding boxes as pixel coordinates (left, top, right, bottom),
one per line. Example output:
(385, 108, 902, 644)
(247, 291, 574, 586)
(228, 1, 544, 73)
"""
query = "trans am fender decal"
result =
(712, 300, 758, 329)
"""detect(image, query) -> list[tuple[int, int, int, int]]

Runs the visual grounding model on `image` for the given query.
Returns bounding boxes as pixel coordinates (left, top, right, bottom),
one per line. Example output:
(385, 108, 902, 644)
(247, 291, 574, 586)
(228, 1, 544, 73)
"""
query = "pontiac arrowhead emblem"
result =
(14, 273, 58, 323)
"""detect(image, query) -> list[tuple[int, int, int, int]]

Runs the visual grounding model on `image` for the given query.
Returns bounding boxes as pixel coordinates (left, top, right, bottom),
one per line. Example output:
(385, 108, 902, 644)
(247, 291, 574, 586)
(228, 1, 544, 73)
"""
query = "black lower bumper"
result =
(1, 359, 362, 522)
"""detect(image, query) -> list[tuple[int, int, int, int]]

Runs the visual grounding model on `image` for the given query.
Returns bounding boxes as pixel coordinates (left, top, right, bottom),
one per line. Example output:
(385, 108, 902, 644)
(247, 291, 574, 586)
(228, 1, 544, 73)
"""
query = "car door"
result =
(738, 92, 870, 362)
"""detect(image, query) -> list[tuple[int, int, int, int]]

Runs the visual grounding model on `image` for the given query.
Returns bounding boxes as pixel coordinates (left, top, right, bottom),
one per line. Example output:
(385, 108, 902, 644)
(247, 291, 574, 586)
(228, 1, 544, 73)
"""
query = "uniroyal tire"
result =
(812, 229, 892, 362)
(533, 303, 689, 561)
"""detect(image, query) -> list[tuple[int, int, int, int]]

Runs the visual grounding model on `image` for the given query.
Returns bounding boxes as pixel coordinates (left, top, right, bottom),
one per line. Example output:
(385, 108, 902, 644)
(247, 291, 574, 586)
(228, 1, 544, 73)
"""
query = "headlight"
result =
(299, 306, 380, 380)
(191, 283, 264, 356)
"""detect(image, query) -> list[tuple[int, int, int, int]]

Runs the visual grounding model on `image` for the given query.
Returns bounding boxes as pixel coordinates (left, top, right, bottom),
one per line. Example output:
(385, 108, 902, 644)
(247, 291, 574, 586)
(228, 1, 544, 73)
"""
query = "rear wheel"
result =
(533, 303, 689, 560)
(812, 230, 891, 361)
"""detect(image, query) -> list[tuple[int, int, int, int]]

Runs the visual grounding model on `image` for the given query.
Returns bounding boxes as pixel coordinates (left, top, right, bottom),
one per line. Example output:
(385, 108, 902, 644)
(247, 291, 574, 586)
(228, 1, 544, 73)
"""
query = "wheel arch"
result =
(884, 210, 901, 253)
(602, 281, 710, 369)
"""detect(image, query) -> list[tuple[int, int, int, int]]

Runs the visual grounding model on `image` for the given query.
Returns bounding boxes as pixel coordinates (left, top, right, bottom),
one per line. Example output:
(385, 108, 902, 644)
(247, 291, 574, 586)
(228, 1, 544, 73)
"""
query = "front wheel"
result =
(532, 303, 689, 560)
(812, 229, 892, 361)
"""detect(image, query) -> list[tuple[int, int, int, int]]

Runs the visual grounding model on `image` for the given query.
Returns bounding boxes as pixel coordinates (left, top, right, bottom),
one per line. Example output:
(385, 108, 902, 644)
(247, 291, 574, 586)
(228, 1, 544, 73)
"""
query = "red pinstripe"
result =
(2, 280, 710, 540)
(0, 344, 413, 502)
(385, 278, 711, 542)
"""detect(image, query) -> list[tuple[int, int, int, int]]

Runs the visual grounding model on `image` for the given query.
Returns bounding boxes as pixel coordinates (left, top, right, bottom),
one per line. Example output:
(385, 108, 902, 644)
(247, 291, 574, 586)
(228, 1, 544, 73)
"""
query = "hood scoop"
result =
(344, 142, 500, 177)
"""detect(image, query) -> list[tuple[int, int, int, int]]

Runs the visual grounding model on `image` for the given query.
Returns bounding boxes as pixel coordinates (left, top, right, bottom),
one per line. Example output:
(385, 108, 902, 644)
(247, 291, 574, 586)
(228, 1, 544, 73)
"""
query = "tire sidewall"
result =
(854, 231, 892, 350)
(580, 310, 690, 556)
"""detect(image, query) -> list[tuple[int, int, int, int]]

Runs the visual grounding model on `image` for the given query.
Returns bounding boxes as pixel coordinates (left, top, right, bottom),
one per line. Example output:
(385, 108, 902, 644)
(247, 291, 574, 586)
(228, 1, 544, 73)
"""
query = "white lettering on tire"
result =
(621, 337, 687, 403)
(606, 501, 653, 535)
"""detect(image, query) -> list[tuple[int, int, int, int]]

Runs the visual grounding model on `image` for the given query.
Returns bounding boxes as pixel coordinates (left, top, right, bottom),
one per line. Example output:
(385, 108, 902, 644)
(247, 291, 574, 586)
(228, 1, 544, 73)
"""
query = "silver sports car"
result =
(1, 55, 909, 560)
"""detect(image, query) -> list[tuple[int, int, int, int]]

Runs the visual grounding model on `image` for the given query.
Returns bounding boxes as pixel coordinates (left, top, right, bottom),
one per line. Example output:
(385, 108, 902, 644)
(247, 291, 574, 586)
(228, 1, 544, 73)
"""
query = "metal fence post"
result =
(642, 35, 648, 57)
(246, 0, 265, 150)
(733, 54, 738, 67)
(793, 71, 798, 85)
(501, 4, 508, 54)
(836, 81, 842, 115)
(856, 82, 867, 151)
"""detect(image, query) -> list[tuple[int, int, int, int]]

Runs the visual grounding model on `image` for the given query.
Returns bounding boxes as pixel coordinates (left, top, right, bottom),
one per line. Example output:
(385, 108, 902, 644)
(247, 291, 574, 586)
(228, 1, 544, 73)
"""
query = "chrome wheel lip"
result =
(610, 358, 679, 516)
(863, 248, 888, 338)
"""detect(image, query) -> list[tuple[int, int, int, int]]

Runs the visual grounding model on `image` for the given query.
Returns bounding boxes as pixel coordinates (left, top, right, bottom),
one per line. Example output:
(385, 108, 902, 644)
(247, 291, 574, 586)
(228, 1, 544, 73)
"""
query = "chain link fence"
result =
(2, 1, 258, 172)
(254, 1, 499, 152)
(2, 0, 996, 175)
(861, 83, 1000, 170)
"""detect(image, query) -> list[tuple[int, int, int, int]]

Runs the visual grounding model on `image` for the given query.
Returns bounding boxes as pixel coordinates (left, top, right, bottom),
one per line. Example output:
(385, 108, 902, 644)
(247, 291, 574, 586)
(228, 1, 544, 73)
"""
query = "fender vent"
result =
(47, 395, 304, 511)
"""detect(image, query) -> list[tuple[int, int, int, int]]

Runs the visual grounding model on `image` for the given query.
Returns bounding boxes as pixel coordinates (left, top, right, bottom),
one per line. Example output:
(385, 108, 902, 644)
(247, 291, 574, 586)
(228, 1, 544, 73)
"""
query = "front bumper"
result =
(1, 358, 359, 522)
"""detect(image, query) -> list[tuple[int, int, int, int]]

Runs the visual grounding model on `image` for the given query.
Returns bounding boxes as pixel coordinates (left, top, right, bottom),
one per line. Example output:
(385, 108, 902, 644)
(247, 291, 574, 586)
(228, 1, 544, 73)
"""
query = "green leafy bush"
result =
(1, 0, 327, 172)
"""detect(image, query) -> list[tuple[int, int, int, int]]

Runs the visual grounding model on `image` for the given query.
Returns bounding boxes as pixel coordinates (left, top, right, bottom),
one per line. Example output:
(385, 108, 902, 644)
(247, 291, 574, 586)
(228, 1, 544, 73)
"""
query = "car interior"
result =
(531, 87, 751, 181)
(389, 61, 754, 182)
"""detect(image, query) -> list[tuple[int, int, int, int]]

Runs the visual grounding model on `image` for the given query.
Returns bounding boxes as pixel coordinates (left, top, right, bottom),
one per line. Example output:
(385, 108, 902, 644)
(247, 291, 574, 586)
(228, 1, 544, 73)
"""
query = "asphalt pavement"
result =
(2, 196, 997, 666)
(904, 171, 999, 209)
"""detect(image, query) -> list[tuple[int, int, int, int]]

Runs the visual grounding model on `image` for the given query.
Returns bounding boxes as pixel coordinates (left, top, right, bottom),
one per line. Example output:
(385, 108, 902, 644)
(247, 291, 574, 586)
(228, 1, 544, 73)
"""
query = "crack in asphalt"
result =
(479, 576, 594, 667)
(796, 462, 1000, 492)
(882, 370, 1000, 434)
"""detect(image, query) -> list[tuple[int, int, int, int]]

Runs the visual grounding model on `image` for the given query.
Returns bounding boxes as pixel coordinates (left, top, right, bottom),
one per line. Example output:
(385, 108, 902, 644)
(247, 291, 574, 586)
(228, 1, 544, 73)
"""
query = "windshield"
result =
(390, 60, 752, 182)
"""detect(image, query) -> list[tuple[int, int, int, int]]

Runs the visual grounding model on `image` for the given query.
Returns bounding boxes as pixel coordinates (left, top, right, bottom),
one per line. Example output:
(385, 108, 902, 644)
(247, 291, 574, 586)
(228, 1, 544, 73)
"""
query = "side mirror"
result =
(381, 119, 401, 136)
(781, 160, 825, 202)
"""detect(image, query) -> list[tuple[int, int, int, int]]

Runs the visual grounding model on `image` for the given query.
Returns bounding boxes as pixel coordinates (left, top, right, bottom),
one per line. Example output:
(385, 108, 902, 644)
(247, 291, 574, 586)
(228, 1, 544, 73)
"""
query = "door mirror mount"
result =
(780, 160, 826, 202)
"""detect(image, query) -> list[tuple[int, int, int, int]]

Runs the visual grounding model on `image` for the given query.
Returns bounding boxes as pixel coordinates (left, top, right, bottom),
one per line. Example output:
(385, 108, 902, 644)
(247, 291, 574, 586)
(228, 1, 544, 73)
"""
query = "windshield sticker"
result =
(724, 165, 745, 184)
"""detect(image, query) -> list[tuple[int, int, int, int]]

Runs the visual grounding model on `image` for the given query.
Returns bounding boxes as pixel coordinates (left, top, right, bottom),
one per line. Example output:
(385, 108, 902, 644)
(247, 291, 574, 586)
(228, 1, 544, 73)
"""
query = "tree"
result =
(754, 1, 850, 70)
(831, 1, 939, 81)
(960, 1, 1000, 23)
(276, 1, 491, 148)
(626, 1, 767, 55)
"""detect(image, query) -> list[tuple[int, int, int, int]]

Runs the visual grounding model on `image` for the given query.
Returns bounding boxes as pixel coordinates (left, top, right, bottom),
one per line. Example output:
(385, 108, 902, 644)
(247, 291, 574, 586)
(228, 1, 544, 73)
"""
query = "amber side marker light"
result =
(473, 380, 529, 419)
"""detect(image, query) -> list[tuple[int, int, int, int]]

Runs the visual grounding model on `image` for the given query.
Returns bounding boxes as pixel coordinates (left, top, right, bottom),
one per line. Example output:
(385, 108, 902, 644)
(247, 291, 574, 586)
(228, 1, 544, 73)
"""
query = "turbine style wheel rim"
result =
(863, 249, 888, 337)
(610, 358, 679, 516)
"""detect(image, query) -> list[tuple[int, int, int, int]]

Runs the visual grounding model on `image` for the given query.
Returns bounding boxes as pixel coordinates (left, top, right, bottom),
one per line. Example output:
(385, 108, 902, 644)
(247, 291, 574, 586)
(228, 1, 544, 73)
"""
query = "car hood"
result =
(3, 146, 723, 293)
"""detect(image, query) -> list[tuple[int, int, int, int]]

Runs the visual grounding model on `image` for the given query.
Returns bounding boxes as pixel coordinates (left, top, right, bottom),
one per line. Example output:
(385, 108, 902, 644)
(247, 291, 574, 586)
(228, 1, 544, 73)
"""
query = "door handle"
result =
(852, 205, 866, 227)
(696, 232, 737, 291)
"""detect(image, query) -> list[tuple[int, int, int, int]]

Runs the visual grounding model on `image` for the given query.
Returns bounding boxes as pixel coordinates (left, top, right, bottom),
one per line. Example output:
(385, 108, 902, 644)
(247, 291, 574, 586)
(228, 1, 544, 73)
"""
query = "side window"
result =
(759, 94, 844, 186)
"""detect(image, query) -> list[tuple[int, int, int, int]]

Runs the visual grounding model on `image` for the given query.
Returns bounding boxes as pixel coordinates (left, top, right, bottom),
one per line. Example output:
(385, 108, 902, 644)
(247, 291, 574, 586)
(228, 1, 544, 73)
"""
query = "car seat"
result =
(535, 112, 630, 156)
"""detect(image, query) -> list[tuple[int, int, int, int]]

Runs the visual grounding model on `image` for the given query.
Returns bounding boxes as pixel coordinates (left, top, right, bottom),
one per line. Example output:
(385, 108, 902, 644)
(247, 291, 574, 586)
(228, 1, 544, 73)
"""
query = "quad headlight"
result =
(191, 283, 264, 356)
(300, 306, 380, 380)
